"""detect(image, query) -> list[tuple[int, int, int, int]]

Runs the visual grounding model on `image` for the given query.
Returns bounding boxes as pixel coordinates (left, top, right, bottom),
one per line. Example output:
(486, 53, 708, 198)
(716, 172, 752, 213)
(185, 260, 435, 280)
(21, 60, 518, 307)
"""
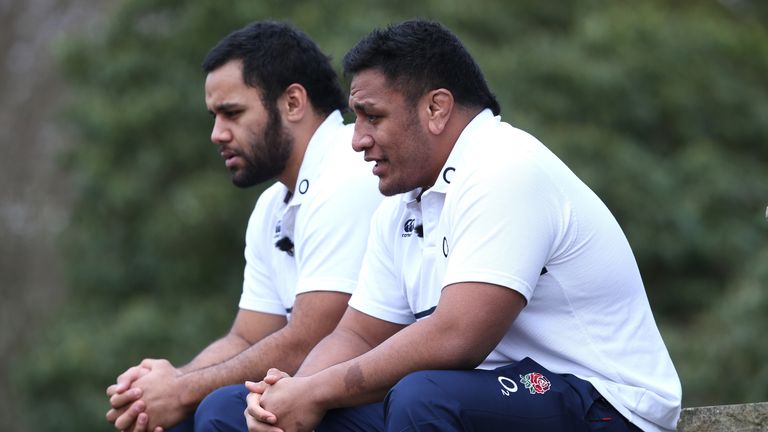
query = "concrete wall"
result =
(678, 402, 768, 432)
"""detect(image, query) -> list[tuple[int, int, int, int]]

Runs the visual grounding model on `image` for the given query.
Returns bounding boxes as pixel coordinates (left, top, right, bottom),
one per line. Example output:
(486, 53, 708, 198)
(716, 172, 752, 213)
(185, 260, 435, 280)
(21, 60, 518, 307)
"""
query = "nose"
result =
(210, 117, 232, 144)
(351, 126, 373, 153)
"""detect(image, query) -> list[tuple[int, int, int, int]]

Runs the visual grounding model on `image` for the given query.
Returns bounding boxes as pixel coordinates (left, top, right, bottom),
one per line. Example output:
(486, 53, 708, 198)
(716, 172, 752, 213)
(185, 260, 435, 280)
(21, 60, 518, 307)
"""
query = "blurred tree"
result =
(11, 0, 768, 429)
(493, 2, 768, 320)
(666, 247, 768, 406)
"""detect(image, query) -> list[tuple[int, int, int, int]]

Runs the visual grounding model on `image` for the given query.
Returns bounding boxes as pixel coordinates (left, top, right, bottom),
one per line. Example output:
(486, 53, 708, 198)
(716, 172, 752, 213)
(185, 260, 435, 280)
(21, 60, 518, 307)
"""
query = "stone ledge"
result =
(677, 402, 768, 431)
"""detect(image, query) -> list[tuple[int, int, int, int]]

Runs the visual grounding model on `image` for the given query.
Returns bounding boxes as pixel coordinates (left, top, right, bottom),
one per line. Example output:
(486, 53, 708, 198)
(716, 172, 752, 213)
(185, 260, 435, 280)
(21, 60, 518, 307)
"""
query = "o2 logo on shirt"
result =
(498, 375, 518, 396)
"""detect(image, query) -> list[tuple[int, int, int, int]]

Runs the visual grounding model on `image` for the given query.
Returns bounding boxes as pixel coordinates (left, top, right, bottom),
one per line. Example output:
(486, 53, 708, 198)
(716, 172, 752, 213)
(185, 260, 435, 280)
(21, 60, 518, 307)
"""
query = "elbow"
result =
(450, 345, 491, 370)
(431, 331, 494, 370)
(425, 316, 500, 370)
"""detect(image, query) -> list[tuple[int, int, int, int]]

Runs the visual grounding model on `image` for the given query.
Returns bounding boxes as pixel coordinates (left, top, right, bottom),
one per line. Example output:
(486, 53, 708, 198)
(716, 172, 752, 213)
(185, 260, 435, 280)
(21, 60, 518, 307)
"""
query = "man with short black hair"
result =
(104, 21, 381, 432)
(245, 19, 681, 432)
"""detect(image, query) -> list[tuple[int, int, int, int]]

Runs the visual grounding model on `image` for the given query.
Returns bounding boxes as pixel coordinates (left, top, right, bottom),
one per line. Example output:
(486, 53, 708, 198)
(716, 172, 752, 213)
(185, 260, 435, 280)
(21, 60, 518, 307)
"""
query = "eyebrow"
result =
(351, 102, 373, 112)
(210, 102, 244, 113)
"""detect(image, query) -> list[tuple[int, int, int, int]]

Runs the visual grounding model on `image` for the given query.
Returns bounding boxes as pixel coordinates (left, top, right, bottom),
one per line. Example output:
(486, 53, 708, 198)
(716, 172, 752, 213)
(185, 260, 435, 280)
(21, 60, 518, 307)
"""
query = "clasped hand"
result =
(105, 359, 185, 432)
(244, 368, 324, 432)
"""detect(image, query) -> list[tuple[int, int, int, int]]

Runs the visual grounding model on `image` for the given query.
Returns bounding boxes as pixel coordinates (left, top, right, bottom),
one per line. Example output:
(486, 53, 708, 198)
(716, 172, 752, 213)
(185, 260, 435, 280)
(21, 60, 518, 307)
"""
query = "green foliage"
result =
(494, 3, 768, 320)
(11, 0, 768, 429)
(666, 246, 768, 406)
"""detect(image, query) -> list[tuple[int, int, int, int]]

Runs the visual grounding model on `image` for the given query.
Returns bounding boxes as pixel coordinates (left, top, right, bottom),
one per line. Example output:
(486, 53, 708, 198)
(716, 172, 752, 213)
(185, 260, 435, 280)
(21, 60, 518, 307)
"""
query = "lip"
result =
(220, 149, 239, 168)
(371, 159, 387, 176)
(220, 148, 236, 159)
(363, 152, 385, 164)
(225, 157, 240, 169)
(362, 151, 388, 176)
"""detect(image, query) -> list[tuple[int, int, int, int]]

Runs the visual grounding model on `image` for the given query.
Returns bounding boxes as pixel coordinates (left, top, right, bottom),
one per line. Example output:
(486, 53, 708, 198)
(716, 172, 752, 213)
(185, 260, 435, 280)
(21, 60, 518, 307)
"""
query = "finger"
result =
(110, 387, 143, 408)
(244, 380, 267, 393)
(262, 375, 280, 385)
(106, 406, 129, 424)
(131, 412, 148, 432)
(114, 400, 145, 430)
(115, 366, 150, 393)
(139, 358, 166, 369)
(266, 368, 290, 379)
(262, 373, 288, 386)
(107, 383, 119, 397)
(154, 428, 164, 432)
(114, 367, 138, 394)
(245, 392, 276, 424)
(245, 408, 284, 432)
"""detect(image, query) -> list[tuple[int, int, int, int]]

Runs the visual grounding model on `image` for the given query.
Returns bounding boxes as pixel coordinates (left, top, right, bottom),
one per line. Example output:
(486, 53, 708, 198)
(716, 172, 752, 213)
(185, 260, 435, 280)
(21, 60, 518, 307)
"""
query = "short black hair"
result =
(202, 21, 346, 115)
(343, 19, 500, 115)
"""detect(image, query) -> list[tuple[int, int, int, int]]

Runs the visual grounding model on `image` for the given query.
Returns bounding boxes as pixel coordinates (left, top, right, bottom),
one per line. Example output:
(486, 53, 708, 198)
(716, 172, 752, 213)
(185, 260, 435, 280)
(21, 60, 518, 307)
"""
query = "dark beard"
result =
(232, 107, 293, 188)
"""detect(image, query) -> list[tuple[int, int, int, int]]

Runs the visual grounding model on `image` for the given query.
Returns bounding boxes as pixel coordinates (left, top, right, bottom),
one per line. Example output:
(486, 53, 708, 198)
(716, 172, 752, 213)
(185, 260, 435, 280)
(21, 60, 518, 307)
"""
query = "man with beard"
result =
(104, 21, 382, 432)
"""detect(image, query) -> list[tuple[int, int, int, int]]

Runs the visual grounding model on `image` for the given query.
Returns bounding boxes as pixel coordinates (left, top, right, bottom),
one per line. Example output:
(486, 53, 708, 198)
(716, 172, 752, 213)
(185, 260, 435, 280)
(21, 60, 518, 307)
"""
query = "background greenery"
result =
(10, 0, 768, 429)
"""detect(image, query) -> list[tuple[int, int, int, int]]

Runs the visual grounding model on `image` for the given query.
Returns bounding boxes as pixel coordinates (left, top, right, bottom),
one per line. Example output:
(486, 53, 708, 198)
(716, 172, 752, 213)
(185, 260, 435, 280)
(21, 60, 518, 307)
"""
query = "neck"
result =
(277, 111, 328, 192)
(425, 106, 483, 187)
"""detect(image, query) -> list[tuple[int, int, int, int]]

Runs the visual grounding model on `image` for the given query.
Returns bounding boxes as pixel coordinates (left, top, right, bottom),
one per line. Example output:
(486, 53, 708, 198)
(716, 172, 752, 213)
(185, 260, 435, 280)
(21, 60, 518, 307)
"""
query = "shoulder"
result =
(460, 123, 557, 189)
(443, 123, 572, 226)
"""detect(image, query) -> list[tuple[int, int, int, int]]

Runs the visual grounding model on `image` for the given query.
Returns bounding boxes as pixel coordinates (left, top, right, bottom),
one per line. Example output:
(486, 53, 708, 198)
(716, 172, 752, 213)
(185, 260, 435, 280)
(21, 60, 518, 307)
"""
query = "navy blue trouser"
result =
(171, 358, 639, 431)
(166, 384, 248, 432)
(319, 357, 639, 431)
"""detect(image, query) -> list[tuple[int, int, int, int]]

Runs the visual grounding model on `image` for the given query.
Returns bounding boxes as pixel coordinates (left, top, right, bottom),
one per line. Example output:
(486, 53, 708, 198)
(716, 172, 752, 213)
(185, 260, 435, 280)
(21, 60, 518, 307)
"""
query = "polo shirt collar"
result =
(402, 108, 498, 203)
(285, 110, 344, 207)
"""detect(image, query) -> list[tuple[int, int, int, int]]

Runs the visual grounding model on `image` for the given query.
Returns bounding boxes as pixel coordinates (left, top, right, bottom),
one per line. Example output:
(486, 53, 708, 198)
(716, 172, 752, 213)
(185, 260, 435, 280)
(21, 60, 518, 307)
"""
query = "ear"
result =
(425, 89, 454, 135)
(277, 83, 308, 123)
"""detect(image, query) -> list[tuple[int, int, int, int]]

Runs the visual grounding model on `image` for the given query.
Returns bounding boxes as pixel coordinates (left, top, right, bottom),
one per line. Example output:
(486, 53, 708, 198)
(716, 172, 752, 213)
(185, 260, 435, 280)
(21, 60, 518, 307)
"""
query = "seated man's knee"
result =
(316, 403, 386, 432)
(385, 371, 467, 431)
(194, 384, 249, 432)
(385, 370, 449, 415)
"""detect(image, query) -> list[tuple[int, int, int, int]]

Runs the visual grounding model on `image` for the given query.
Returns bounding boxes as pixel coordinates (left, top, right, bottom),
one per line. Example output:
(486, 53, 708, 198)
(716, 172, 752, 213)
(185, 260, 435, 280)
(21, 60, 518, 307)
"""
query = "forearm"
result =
(296, 327, 376, 377)
(307, 283, 525, 410)
(309, 317, 473, 409)
(178, 322, 324, 406)
(179, 333, 251, 373)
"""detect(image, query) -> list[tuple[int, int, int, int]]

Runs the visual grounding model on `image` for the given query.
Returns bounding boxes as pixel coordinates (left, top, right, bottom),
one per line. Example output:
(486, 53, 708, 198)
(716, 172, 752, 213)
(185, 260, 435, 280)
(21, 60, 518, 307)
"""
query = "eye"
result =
(352, 104, 381, 124)
(223, 110, 242, 120)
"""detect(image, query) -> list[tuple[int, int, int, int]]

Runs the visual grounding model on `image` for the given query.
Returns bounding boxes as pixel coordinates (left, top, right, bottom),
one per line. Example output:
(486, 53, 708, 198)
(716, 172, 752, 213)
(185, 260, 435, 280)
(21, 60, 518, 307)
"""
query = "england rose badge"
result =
(519, 372, 552, 395)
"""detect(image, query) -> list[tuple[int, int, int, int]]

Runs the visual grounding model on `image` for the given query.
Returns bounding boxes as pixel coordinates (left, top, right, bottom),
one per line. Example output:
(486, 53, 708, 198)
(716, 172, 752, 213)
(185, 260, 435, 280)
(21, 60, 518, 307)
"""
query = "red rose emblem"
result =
(529, 372, 551, 394)
(520, 372, 552, 394)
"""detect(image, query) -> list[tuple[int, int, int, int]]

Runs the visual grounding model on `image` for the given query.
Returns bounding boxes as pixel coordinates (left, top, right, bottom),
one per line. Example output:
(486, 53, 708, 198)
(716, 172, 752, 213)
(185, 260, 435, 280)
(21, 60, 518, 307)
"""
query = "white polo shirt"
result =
(239, 110, 382, 318)
(349, 110, 682, 431)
